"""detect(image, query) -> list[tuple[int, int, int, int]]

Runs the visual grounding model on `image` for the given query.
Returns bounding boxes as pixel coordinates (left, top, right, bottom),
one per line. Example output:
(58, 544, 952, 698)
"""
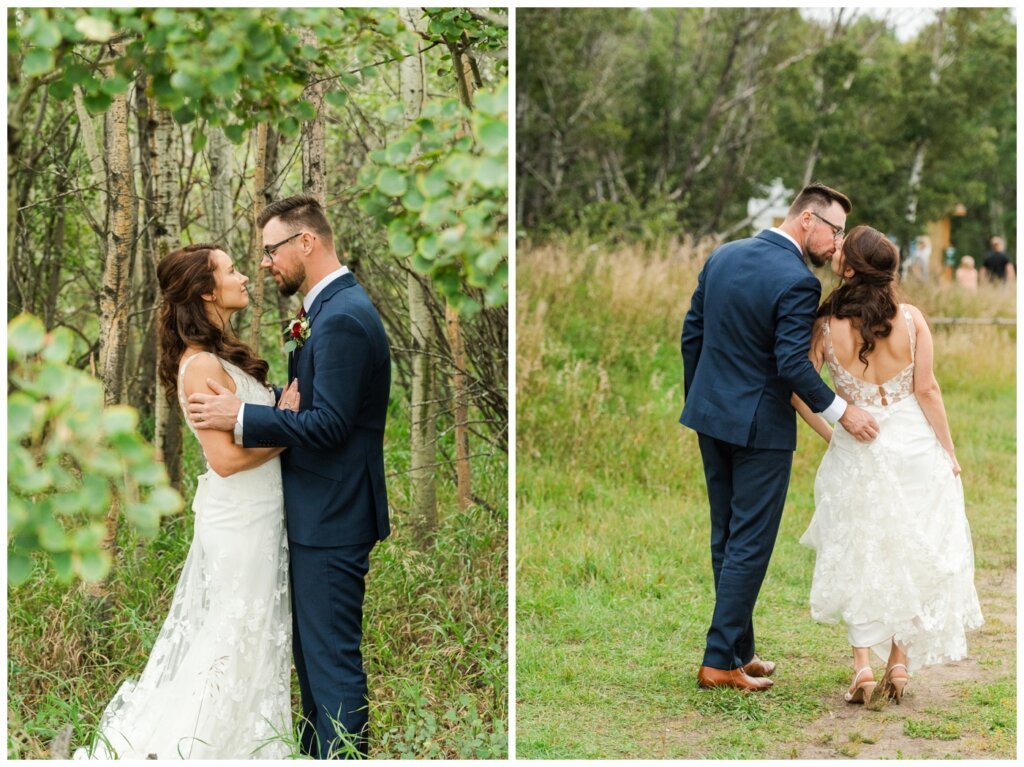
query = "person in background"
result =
(982, 236, 1015, 284)
(955, 255, 978, 291)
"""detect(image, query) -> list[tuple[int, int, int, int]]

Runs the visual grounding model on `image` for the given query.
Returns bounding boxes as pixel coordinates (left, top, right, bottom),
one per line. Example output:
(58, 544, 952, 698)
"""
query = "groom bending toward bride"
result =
(189, 195, 391, 755)
(680, 183, 878, 691)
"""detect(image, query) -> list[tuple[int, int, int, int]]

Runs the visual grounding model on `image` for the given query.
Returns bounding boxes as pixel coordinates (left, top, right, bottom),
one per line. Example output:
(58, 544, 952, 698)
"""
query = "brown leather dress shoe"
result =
(697, 665, 773, 691)
(741, 655, 776, 678)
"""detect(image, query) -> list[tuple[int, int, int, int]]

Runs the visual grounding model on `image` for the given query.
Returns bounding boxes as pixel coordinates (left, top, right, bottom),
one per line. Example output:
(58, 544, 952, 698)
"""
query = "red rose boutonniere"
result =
(284, 309, 310, 352)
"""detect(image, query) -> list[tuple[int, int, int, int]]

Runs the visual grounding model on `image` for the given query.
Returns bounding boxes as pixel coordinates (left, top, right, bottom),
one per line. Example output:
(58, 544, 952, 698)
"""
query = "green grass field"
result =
(8, 367, 508, 759)
(516, 241, 1015, 759)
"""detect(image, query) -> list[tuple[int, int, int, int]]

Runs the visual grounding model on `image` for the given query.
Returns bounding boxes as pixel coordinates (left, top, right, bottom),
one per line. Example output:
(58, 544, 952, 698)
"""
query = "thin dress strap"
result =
(900, 304, 916, 362)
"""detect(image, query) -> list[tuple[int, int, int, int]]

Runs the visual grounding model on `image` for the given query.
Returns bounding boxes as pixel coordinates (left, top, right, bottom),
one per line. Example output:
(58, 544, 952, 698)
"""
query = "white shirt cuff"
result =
(820, 395, 848, 423)
(234, 403, 245, 446)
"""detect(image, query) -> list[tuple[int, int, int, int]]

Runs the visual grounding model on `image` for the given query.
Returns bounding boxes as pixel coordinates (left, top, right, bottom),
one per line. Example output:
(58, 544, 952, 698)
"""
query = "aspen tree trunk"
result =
(401, 7, 438, 540)
(208, 127, 233, 241)
(248, 123, 269, 350)
(905, 10, 948, 235)
(88, 41, 138, 600)
(150, 102, 183, 488)
(448, 37, 476, 513)
(300, 28, 328, 207)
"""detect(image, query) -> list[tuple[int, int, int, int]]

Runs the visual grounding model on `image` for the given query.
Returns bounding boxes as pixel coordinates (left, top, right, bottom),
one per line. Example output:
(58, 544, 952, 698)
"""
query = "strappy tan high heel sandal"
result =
(844, 667, 877, 704)
(867, 662, 909, 709)
(880, 663, 909, 704)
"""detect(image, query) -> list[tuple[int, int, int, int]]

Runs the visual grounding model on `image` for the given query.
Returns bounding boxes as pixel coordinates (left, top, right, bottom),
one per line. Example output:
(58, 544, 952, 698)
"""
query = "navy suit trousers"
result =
(290, 540, 376, 759)
(697, 434, 793, 670)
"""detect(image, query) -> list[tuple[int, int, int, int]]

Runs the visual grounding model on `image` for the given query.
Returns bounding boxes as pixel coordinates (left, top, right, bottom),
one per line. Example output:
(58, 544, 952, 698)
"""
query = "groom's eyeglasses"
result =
(811, 211, 845, 240)
(262, 232, 304, 261)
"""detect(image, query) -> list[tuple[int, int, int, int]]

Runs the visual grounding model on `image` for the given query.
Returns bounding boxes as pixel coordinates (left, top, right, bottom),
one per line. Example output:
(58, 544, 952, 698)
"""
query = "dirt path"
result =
(791, 568, 1016, 759)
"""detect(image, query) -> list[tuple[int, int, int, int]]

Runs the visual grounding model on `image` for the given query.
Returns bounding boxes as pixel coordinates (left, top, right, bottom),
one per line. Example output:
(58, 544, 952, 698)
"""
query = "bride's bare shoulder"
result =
(180, 351, 234, 396)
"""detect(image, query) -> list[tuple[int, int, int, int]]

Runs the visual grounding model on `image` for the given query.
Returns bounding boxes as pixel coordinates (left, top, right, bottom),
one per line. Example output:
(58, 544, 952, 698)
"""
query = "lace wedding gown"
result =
(800, 306, 983, 671)
(75, 353, 292, 759)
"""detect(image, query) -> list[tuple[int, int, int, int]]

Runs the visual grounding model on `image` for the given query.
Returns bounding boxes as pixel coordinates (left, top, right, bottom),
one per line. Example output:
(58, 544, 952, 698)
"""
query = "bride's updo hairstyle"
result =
(157, 243, 269, 403)
(818, 225, 905, 369)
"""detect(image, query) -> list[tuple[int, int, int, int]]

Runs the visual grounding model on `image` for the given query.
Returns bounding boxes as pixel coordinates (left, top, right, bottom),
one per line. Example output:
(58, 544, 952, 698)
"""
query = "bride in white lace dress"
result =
(794, 226, 983, 709)
(76, 245, 300, 759)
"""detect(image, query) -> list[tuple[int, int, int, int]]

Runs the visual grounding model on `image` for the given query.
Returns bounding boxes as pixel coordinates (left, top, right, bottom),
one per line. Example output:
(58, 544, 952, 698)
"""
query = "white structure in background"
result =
(747, 178, 793, 233)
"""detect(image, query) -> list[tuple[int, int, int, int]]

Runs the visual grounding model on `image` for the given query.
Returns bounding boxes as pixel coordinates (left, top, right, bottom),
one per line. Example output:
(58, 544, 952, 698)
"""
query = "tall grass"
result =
(8, 377, 508, 759)
(516, 241, 1015, 758)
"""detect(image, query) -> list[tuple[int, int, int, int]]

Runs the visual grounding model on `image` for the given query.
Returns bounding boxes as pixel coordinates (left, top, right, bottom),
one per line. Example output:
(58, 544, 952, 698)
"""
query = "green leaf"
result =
(418, 170, 449, 199)
(100, 75, 131, 96)
(29, 19, 63, 49)
(102, 405, 139, 436)
(8, 313, 46, 357)
(81, 474, 111, 510)
(376, 169, 408, 197)
(37, 363, 73, 399)
(402, 188, 425, 212)
(22, 48, 56, 78)
(209, 70, 240, 99)
(476, 118, 508, 154)
(51, 551, 74, 582)
(74, 15, 115, 42)
(41, 327, 75, 363)
(77, 550, 110, 582)
(191, 131, 207, 153)
(172, 105, 196, 124)
(294, 99, 317, 122)
(325, 89, 349, 109)
(475, 156, 507, 189)
(130, 460, 168, 487)
(388, 225, 415, 257)
(277, 115, 300, 136)
(475, 246, 505, 275)
(7, 395, 37, 443)
(37, 517, 67, 552)
(474, 87, 507, 118)
(420, 199, 452, 228)
(8, 552, 32, 586)
(223, 123, 247, 144)
(71, 377, 103, 412)
(384, 140, 412, 164)
(382, 103, 405, 123)
(82, 90, 112, 115)
(417, 233, 441, 260)
(47, 77, 74, 101)
(64, 63, 91, 85)
(147, 486, 184, 516)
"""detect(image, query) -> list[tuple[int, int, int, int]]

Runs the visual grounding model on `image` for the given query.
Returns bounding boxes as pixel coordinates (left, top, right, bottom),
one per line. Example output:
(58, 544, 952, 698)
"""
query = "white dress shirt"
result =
(235, 266, 351, 441)
(768, 227, 847, 423)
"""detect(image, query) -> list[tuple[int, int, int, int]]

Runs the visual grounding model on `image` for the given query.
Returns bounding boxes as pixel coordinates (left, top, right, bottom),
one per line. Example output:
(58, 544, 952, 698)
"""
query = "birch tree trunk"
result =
(905, 10, 949, 235)
(88, 41, 138, 599)
(447, 37, 476, 513)
(402, 7, 438, 540)
(248, 123, 269, 350)
(208, 127, 233, 241)
(150, 102, 183, 488)
(300, 28, 327, 207)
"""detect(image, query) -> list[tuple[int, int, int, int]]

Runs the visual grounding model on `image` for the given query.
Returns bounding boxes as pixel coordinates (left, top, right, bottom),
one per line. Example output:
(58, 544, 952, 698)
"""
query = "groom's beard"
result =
(277, 263, 306, 297)
(806, 246, 833, 268)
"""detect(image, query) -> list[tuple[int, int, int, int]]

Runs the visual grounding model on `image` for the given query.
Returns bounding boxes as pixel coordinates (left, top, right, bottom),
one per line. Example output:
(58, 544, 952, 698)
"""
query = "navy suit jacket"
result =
(680, 230, 836, 450)
(244, 272, 391, 547)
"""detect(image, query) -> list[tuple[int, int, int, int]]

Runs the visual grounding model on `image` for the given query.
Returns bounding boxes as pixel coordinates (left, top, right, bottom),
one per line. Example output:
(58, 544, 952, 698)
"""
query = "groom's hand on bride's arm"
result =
(187, 379, 242, 431)
(838, 404, 879, 443)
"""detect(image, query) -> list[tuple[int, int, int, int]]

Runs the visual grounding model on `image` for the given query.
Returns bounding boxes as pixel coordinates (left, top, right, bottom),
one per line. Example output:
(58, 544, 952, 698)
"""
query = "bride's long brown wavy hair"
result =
(157, 244, 269, 403)
(817, 225, 906, 369)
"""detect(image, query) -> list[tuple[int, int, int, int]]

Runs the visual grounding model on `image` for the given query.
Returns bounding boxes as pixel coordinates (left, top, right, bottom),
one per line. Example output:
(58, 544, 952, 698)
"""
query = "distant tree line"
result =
(517, 7, 1015, 257)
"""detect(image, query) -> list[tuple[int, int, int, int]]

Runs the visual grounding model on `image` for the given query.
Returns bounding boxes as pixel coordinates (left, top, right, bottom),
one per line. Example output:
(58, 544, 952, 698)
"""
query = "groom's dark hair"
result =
(788, 182, 852, 216)
(258, 194, 334, 247)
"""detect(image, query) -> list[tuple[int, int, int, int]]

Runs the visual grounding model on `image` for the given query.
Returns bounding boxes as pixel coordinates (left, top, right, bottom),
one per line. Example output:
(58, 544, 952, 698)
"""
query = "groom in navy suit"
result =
(189, 195, 390, 755)
(680, 183, 878, 691)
